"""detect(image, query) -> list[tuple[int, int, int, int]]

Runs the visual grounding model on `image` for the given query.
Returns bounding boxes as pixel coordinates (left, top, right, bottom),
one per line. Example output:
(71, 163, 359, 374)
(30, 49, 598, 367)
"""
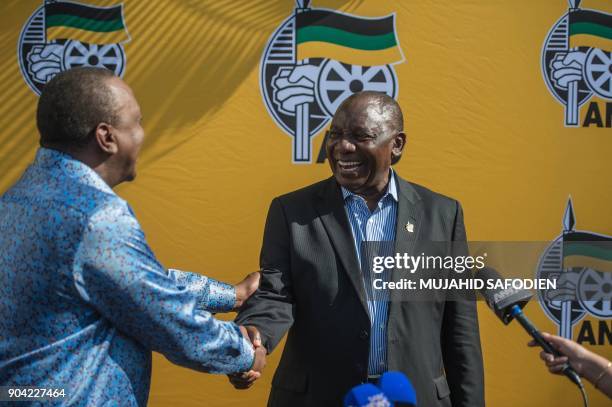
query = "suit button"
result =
(359, 330, 369, 340)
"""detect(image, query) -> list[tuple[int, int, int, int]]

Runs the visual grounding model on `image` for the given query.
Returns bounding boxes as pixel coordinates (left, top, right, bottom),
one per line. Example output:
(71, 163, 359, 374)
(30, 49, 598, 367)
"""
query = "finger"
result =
(31, 62, 61, 73)
(34, 67, 60, 82)
(549, 364, 566, 374)
(274, 77, 315, 91)
(230, 379, 252, 390)
(29, 53, 42, 63)
(246, 326, 262, 348)
(540, 332, 570, 353)
(245, 272, 260, 294)
(540, 351, 555, 362)
(288, 65, 318, 83)
(40, 44, 63, 59)
(563, 52, 586, 65)
(229, 373, 259, 387)
(552, 69, 581, 81)
(557, 75, 582, 88)
(547, 357, 569, 367)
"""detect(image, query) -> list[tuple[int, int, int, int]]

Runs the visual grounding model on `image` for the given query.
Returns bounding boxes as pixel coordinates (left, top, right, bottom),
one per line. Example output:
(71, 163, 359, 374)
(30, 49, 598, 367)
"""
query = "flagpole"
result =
(565, 0, 581, 126)
(294, 0, 311, 162)
(560, 196, 576, 339)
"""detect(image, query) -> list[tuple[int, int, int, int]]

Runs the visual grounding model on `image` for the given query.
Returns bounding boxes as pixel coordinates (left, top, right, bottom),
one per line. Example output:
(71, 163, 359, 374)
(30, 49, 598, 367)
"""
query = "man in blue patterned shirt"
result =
(0, 68, 264, 405)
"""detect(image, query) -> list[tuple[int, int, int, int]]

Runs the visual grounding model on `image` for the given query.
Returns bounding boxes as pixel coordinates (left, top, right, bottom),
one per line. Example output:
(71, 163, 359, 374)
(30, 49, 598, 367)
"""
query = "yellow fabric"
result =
(2, 1, 612, 406)
(47, 26, 128, 44)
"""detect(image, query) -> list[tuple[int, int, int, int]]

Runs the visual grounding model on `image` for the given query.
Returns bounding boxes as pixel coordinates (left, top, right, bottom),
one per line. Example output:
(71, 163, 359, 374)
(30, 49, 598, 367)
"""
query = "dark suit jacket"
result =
(236, 173, 484, 407)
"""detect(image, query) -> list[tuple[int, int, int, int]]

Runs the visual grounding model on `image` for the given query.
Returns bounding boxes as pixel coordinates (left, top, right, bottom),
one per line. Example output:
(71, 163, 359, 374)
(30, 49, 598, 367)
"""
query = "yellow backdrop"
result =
(1, 1, 611, 406)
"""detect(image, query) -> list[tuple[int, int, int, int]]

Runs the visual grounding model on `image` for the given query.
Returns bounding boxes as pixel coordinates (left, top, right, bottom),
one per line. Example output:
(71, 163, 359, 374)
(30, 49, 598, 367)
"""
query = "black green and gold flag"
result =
(45, 2, 129, 44)
(295, 10, 403, 66)
(563, 231, 612, 272)
(568, 9, 612, 51)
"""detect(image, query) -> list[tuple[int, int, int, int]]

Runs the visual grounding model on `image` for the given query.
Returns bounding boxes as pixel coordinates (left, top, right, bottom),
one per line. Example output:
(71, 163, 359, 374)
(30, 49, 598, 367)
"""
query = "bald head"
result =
(335, 91, 403, 139)
(326, 91, 406, 203)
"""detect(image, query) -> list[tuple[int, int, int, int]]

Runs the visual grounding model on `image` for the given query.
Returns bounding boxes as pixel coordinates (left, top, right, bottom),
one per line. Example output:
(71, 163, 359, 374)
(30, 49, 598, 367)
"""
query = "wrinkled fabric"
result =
(0, 148, 254, 406)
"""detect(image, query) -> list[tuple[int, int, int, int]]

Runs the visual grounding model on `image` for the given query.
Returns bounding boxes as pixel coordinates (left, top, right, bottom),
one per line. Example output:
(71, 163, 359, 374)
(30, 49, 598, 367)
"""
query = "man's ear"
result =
(391, 132, 406, 165)
(94, 123, 118, 154)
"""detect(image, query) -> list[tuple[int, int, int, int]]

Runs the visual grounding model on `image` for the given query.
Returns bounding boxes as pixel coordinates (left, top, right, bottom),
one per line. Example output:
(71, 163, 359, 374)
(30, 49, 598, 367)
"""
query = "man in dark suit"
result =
(234, 91, 484, 406)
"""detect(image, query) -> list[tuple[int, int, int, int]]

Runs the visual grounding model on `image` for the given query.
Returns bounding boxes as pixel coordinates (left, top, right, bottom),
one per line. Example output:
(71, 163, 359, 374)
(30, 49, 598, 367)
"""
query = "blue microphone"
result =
(343, 383, 392, 407)
(377, 371, 417, 406)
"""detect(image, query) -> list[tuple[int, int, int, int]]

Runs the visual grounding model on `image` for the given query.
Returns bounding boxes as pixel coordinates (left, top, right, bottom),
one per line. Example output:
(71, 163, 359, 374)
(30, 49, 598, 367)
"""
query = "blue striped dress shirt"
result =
(341, 171, 398, 375)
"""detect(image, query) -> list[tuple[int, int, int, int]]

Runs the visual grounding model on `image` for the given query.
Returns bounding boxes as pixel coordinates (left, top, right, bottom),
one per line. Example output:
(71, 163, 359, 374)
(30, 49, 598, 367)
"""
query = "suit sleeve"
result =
(441, 201, 485, 407)
(235, 198, 295, 352)
(73, 204, 254, 374)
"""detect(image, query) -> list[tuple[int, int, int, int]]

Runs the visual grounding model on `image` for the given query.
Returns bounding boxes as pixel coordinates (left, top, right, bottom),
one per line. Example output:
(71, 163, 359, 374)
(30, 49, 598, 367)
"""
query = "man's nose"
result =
(337, 137, 356, 153)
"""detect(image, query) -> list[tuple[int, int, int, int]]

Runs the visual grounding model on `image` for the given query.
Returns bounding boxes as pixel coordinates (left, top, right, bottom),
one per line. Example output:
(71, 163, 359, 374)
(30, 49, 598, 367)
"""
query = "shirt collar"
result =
(34, 147, 115, 195)
(340, 168, 398, 204)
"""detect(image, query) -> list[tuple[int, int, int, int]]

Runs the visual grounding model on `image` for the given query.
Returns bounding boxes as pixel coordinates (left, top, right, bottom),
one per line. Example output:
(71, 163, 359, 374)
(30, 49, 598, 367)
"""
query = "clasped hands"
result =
(229, 325, 267, 389)
(230, 272, 266, 389)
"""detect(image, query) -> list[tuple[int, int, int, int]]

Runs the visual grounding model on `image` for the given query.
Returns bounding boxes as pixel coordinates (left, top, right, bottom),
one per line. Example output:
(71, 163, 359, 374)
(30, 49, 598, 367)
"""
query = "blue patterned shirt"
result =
(341, 171, 398, 376)
(0, 148, 254, 406)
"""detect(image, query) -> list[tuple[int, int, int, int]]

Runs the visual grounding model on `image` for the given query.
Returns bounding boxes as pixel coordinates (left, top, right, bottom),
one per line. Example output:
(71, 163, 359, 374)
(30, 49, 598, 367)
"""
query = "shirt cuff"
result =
(233, 324, 256, 372)
(205, 278, 236, 313)
(168, 269, 236, 314)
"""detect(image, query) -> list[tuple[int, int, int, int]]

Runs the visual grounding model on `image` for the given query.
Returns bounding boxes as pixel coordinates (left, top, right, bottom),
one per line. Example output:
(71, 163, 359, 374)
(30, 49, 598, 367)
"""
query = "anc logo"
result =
(536, 198, 612, 343)
(260, 0, 405, 164)
(18, 0, 130, 96)
(541, 0, 612, 127)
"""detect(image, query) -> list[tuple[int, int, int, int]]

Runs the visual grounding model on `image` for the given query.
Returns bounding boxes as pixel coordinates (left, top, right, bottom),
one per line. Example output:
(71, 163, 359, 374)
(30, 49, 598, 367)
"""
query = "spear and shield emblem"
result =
(541, 0, 612, 126)
(260, 0, 405, 163)
(18, 0, 130, 96)
(537, 198, 612, 339)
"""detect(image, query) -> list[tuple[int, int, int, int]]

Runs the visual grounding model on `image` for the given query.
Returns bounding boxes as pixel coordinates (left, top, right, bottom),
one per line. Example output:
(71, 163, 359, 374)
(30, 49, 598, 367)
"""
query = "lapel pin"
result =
(405, 222, 414, 233)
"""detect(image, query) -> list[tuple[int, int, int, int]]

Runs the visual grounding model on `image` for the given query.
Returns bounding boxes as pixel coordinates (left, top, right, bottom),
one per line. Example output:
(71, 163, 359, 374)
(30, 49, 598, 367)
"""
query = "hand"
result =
(27, 43, 64, 84)
(228, 325, 266, 389)
(551, 51, 586, 89)
(272, 64, 319, 114)
(233, 272, 260, 310)
(528, 331, 588, 375)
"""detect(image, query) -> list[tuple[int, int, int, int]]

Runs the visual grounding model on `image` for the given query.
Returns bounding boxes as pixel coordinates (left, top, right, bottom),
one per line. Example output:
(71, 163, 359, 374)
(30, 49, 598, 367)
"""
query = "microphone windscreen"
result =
(476, 267, 532, 324)
(377, 371, 417, 406)
(343, 383, 391, 407)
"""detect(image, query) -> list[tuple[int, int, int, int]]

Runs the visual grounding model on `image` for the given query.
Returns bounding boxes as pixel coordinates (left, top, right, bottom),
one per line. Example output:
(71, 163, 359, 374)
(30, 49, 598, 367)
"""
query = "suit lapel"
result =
(391, 175, 423, 302)
(315, 178, 369, 316)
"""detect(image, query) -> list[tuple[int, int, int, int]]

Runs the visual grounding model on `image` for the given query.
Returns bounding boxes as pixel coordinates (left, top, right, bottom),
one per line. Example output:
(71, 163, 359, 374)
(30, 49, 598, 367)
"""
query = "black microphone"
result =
(477, 267, 583, 388)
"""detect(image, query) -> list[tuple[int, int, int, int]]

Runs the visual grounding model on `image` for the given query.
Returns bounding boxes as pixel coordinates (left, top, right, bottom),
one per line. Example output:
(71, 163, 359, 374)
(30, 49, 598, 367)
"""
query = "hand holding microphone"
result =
(529, 332, 612, 398)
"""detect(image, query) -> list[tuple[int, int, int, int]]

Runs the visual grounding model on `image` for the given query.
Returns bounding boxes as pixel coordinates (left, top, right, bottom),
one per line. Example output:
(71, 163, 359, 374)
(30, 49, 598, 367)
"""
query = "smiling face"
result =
(326, 92, 405, 198)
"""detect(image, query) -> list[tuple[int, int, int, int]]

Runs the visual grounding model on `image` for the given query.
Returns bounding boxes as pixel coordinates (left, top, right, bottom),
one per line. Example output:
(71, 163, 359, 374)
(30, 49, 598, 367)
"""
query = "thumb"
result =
(244, 271, 261, 295)
(246, 326, 262, 348)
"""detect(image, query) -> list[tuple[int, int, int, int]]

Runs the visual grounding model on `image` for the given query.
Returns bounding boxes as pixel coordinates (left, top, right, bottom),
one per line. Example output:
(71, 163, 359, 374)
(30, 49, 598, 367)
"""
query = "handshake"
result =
(230, 272, 267, 389)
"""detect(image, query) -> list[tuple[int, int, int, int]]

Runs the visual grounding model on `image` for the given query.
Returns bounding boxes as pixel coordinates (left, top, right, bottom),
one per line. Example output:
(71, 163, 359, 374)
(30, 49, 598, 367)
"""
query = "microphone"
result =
(477, 267, 582, 387)
(343, 383, 391, 407)
(377, 371, 417, 406)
